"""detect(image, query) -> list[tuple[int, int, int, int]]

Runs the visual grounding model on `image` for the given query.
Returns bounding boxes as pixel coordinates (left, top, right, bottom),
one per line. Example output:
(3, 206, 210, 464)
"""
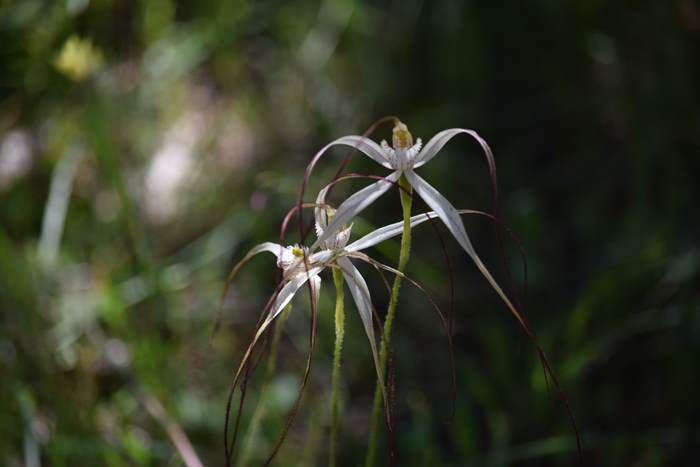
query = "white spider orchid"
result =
(306, 121, 526, 328)
(222, 204, 484, 465)
(222, 205, 474, 403)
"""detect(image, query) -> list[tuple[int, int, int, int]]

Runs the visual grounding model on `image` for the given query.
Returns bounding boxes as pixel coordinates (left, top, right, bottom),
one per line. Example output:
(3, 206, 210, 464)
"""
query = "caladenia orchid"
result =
(307, 122, 502, 457)
(221, 203, 467, 465)
(302, 121, 505, 306)
(304, 121, 581, 466)
(305, 120, 499, 260)
(219, 118, 581, 465)
(306, 121, 518, 336)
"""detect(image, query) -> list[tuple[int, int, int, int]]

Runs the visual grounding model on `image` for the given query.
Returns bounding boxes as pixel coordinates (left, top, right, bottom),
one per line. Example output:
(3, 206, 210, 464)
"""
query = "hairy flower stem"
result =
(330, 267, 345, 467)
(365, 174, 413, 467)
(236, 306, 291, 467)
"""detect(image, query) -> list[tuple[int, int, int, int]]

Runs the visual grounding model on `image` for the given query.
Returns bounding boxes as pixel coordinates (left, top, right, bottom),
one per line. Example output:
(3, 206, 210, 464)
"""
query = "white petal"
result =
(276, 245, 297, 270)
(313, 185, 354, 249)
(346, 212, 437, 252)
(313, 136, 399, 222)
(225, 268, 323, 423)
(346, 209, 488, 252)
(404, 170, 524, 328)
(243, 242, 286, 260)
(222, 242, 286, 302)
(305, 136, 393, 236)
(279, 248, 335, 281)
(316, 135, 393, 170)
(404, 170, 475, 255)
(315, 186, 330, 231)
(337, 257, 383, 385)
(215, 242, 287, 334)
(309, 249, 334, 264)
(256, 267, 324, 340)
(309, 274, 322, 310)
(310, 171, 401, 251)
(413, 129, 495, 178)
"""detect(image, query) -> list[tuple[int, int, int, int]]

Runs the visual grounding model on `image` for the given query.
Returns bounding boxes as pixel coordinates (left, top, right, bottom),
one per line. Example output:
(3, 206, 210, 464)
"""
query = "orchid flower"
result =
(222, 204, 479, 405)
(221, 212, 369, 404)
(306, 121, 526, 329)
(223, 203, 513, 464)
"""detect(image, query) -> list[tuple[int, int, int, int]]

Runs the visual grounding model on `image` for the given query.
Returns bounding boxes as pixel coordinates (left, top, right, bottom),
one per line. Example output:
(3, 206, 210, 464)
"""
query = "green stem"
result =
(236, 305, 291, 467)
(330, 266, 345, 467)
(365, 174, 413, 467)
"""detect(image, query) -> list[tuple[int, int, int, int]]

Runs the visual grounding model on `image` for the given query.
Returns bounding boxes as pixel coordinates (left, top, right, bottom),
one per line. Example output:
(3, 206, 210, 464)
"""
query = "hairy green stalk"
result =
(329, 266, 345, 467)
(236, 305, 291, 467)
(365, 174, 413, 467)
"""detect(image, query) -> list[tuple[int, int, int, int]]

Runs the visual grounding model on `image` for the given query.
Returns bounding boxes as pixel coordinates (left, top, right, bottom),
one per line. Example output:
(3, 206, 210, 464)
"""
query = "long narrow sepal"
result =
(336, 256, 392, 426)
(214, 242, 287, 337)
(413, 128, 496, 180)
(346, 209, 477, 253)
(311, 171, 401, 251)
(336, 257, 381, 383)
(256, 268, 324, 341)
(224, 267, 323, 462)
(309, 135, 393, 172)
(404, 170, 527, 329)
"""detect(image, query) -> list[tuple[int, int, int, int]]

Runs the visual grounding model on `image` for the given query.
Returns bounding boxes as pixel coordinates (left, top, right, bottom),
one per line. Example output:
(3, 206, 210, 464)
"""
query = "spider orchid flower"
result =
(307, 122, 526, 329)
(223, 205, 473, 406)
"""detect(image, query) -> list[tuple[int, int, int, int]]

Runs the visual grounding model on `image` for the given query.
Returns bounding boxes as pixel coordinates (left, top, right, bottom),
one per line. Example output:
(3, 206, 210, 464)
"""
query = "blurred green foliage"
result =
(1, 0, 699, 465)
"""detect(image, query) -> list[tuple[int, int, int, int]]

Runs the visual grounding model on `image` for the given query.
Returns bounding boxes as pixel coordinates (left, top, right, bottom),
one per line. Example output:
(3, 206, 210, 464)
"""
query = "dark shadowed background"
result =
(1, 0, 699, 465)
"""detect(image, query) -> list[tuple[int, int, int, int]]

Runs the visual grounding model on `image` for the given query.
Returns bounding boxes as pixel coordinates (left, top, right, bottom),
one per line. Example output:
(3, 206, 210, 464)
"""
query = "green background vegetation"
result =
(1, 0, 698, 465)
